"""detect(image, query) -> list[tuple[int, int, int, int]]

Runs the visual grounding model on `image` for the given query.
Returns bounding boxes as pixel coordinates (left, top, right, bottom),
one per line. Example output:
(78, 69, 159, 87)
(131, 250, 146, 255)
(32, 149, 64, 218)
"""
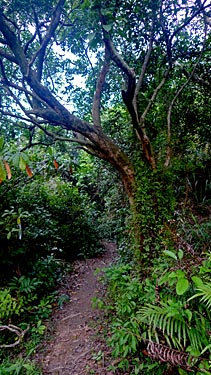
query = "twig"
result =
(61, 313, 82, 322)
(0, 324, 29, 348)
(73, 348, 92, 363)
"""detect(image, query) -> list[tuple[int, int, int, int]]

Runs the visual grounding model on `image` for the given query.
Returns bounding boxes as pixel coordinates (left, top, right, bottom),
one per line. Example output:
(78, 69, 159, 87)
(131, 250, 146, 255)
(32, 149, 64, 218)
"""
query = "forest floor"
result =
(36, 241, 121, 375)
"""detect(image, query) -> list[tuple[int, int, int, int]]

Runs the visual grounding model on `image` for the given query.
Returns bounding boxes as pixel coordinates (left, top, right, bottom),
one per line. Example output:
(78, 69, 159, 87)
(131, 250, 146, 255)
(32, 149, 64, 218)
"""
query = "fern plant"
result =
(137, 290, 211, 357)
(188, 281, 211, 309)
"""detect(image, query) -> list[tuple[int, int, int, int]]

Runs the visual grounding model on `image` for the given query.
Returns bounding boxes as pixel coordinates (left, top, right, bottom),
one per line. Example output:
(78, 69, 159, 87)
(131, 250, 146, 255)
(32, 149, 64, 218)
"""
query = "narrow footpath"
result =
(37, 242, 118, 375)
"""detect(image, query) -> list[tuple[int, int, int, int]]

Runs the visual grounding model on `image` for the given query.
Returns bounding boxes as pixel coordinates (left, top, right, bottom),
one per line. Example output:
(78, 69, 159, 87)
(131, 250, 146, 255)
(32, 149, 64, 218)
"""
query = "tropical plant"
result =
(102, 244, 211, 373)
(0, 289, 23, 323)
(137, 298, 211, 354)
(188, 281, 211, 309)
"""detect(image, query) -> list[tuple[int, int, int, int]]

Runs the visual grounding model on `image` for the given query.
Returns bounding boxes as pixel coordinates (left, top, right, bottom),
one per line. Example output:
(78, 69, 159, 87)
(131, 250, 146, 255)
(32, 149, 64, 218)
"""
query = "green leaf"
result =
(200, 343, 211, 355)
(168, 271, 177, 278)
(101, 8, 112, 16)
(163, 250, 177, 260)
(7, 232, 11, 240)
(47, 146, 54, 156)
(176, 278, 189, 295)
(192, 276, 203, 286)
(102, 24, 112, 32)
(176, 270, 185, 279)
(178, 249, 184, 260)
(178, 369, 188, 375)
(19, 152, 29, 163)
(19, 155, 26, 171)
(0, 159, 6, 181)
(23, 364, 33, 370)
(184, 309, 192, 322)
(0, 136, 4, 151)
(12, 152, 20, 168)
(158, 273, 170, 285)
(87, 32, 96, 41)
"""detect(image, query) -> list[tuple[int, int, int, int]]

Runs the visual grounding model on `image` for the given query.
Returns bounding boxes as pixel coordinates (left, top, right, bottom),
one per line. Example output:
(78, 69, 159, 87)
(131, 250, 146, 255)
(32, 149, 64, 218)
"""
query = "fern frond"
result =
(138, 300, 211, 353)
(188, 282, 211, 309)
(137, 302, 188, 349)
(188, 327, 205, 351)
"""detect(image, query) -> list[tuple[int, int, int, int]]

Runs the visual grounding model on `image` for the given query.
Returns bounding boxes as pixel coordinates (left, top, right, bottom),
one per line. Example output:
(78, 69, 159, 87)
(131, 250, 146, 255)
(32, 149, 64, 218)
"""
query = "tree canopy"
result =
(0, 0, 211, 202)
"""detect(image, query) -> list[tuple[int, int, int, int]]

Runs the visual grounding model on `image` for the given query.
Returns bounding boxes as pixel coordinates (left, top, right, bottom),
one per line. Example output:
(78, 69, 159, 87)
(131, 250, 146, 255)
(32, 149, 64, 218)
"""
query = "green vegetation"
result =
(97, 210, 211, 374)
(0, 0, 211, 373)
(0, 149, 104, 374)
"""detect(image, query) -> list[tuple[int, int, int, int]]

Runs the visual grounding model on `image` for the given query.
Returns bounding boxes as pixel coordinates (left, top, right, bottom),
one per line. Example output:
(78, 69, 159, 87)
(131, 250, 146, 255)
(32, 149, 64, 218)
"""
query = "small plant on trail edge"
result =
(0, 357, 41, 375)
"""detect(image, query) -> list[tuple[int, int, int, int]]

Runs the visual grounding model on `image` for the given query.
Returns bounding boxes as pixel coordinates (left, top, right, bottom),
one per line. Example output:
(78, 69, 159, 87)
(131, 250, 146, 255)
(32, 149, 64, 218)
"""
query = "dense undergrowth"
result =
(97, 165, 211, 374)
(100, 220, 211, 374)
(0, 146, 211, 374)
(0, 159, 105, 374)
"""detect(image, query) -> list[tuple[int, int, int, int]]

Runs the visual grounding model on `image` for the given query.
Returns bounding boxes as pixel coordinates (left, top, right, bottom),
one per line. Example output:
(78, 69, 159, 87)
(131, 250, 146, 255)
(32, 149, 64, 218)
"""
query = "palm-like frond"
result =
(188, 282, 211, 309)
(137, 302, 188, 350)
(137, 301, 211, 352)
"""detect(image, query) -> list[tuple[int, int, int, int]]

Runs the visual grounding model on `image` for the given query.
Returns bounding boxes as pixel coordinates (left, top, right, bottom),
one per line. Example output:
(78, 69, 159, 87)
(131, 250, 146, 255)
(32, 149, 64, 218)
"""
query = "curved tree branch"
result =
(92, 47, 110, 128)
(170, 1, 210, 44)
(134, 26, 154, 99)
(28, 0, 65, 77)
(0, 324, 29, 348)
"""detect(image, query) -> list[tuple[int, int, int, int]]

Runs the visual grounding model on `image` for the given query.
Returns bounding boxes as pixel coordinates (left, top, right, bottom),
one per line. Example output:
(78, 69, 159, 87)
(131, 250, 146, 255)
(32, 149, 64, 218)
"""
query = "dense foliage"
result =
(0, 0, 211, 373)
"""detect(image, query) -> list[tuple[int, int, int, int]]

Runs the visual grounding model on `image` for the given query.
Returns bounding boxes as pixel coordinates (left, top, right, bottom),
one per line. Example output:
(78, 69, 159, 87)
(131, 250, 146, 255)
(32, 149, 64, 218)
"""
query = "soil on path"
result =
(37, 242, 118, 375)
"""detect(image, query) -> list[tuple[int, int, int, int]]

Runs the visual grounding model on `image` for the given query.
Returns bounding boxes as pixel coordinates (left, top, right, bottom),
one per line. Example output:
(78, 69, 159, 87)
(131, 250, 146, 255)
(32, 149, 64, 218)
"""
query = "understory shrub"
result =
(0, 176, 102, 281)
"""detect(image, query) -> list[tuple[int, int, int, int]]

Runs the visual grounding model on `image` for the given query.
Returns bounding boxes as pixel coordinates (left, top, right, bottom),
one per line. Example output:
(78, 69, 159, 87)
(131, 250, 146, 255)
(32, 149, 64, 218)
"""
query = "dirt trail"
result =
(38, 242, 117, 375)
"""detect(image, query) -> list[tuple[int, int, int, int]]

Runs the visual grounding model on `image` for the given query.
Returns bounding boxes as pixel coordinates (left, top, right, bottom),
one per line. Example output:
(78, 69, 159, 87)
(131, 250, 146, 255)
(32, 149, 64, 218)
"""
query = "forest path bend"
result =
(38, 242, 118, 375)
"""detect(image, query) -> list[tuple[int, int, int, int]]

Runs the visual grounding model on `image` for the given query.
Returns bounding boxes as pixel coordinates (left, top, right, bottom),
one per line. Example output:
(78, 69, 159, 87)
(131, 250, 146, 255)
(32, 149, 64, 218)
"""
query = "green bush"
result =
(0, 176, 103, 280)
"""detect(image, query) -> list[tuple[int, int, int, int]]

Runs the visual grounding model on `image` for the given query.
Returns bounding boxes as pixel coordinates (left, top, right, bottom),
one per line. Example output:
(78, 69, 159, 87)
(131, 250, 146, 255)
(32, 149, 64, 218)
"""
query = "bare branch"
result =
(100, 7, 135, 84)
(135, 26, 154, 98)
(103, 36, 135, 85)
(28, 0, 65, 75)
(0, 324, 29, 348)
(0, 48, 18, 64)
(21, 142, 54, 151)
(159, 6, 172, 68)
(100, 12, 158, 168)
(34, 122, 94, 147)
(24, 30, 37, 56)
(140, 68, 170, 127)
(1, 84, 46, 126)
(32, 6, 43, 45)
(170, 2, 210, 43)
(92, 47, 110, 128)
(0, 12, 28, 75)
(0, 110, 36, 126)
(164, 79, 189, 168)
